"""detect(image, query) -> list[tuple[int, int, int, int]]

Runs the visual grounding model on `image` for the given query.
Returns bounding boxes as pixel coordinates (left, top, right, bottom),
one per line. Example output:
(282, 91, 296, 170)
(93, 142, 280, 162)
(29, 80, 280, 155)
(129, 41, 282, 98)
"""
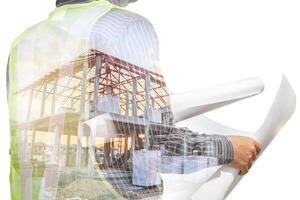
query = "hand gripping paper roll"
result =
(161, 78, 264, 200)
(191, 76, 296, 200)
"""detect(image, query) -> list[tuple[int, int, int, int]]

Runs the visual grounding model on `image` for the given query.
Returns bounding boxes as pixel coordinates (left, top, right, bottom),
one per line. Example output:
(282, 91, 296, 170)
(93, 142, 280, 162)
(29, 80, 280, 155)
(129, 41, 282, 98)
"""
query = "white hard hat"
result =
(109, 0, 138, 7)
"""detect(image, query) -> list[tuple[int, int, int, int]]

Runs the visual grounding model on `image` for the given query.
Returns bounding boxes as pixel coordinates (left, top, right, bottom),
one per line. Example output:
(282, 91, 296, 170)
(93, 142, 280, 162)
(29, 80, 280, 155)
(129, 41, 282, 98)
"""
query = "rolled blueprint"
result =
(171, 78, 264, 123)
(160, 165, 223, 200)
(191, 76, 296, 200)
(161, 77, 264, 200)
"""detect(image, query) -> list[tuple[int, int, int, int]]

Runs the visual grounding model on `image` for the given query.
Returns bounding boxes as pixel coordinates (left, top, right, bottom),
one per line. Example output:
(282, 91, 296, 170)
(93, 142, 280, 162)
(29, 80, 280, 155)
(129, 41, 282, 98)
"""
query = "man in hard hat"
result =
(7, 0, 261, 199)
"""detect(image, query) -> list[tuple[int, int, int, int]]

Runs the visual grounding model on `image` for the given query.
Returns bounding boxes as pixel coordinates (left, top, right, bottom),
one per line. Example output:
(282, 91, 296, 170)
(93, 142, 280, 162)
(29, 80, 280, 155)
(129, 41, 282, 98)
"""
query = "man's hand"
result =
(227, 136, 262, 175)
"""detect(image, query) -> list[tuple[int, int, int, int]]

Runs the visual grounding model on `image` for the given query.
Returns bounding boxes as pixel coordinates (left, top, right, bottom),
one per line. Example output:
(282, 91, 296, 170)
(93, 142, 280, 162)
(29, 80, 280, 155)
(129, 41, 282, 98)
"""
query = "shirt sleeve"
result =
(165, 131, 234, 165)
(192, 134, 234, 165)
(122, 19, 160, 72)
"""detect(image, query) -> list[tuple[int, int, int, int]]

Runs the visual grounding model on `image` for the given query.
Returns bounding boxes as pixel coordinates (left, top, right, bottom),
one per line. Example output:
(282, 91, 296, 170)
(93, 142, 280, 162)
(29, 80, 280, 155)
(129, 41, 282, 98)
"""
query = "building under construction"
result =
(15, 49, 207, 199)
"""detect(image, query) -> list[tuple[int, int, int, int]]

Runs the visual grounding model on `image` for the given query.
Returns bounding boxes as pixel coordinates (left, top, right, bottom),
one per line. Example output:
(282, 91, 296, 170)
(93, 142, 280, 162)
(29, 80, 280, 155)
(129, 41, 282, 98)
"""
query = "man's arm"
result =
(194, 134, 262, 175)
(192, 134, 234, 165)
(165, 133, 233, 165)
(165, 132, 261, 175)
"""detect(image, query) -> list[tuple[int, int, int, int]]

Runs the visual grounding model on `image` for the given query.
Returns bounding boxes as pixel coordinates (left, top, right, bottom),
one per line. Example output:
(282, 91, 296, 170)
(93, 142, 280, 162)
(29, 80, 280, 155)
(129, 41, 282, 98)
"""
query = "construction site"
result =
(13, 49, 213, 200)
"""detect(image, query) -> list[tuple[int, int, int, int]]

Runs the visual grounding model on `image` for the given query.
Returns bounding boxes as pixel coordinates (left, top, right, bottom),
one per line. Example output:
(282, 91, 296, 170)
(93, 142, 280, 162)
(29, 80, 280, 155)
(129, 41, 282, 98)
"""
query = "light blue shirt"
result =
(90, 8, 160, 72)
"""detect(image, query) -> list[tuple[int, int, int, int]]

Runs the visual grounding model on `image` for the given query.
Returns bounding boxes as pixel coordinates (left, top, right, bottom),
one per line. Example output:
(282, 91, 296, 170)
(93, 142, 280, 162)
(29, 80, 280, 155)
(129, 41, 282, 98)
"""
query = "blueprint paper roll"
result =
(224, 75, 297, 197)
(160, 166, 222, 200)
(171, 78, 264, 123)
(162, 77, 264, 200)
(192, 76, 296, 200)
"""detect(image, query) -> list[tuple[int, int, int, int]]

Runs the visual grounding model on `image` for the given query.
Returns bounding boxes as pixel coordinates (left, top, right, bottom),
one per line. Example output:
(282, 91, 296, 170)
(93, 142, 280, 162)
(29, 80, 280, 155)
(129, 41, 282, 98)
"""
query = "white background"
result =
(0, 0, 299, 199)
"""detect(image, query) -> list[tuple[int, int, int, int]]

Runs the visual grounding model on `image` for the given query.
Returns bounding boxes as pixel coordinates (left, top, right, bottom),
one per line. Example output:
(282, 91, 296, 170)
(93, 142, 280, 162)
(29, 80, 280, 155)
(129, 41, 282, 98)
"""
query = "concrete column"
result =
(27, 89, 34, 120)
(53, 125, 62, 164)
(132, 78, 137, 117)
(104, 138, 111, 167)
(85, 136, 89, 166)
(93, 56, 101, 112)
(65, 133, 71, 166)
(151, 97, 155, 108)
(107, 86, 112, 95)
(76, 62, 88, 170)
(76, 123, 83, 169)
(40, 83, 48, 117)
(144, 72, 151, 150)
(124, 135, 128, 164)
(144, 72, 151, 116)
(131, 132, 136, 154)
(125, 92, 129, 117)
(111, 139, 115, 161)
(88, 127, 96, 177)
(30, 130, 36, 161)
(51, 79, 58, 114)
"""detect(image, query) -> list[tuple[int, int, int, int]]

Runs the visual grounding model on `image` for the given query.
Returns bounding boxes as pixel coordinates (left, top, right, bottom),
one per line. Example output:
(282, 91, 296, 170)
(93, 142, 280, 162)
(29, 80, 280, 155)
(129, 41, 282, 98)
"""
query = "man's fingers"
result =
(254, 140, 262, 154)
(239, 166, 249, 176)
(229, 136, 262, 176)
(251, 149, 257, 161)
(252, 154, 257, 161)
(248, 160, 253, 170)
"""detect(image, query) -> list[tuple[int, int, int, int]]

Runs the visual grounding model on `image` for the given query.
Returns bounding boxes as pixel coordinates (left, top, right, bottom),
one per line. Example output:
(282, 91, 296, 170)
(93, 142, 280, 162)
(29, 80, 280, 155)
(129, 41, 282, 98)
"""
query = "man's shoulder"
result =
(91, 7, 155, 37)
(105, 8, 153, 26)
(10, 21, 46, 50)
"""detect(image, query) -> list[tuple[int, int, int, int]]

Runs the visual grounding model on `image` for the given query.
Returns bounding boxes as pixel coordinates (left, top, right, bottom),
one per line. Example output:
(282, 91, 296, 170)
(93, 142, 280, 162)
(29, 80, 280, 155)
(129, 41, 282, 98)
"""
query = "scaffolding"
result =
(13, 48, 203, 199)
(14, 48, 176, 191)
